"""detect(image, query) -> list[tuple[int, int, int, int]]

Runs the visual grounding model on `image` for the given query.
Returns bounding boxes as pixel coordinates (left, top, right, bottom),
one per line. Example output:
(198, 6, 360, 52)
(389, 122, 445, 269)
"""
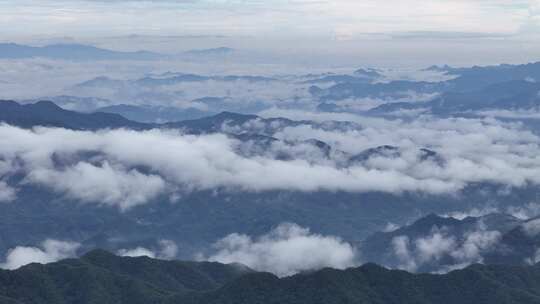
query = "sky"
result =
(0, 0, 539, 66)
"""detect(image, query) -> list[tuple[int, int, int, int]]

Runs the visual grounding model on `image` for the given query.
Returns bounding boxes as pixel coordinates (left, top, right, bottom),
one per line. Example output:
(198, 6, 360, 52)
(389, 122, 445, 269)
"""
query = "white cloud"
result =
(0, 181, 16, 203)
(0, 110, 540, 210)
(476, 108, 540, 120)
(202, 223, 358, 277)
(522, 218, 540, 236)
(0, 239, 80, 270)
(383, 222, 400, 233)
(415, 232, 457, 264)
(443, 206, 500, 220)
(507, 202, 540, 220)
(26, 161, 166, 211)
(525, 248, 540, 265)
(391, 236, 417, 272)
(117, 239, 178, 259)
(1, 111, 540, 209)
(391, 225, 501, 272)
(117, 247, 156, 258)
(450, 229, 500, 262)
(157, 240, 179, 260)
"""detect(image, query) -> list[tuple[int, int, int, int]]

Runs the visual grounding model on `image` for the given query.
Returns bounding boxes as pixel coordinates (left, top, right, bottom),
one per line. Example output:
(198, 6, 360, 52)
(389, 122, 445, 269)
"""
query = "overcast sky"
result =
(0, 0, 539, 65)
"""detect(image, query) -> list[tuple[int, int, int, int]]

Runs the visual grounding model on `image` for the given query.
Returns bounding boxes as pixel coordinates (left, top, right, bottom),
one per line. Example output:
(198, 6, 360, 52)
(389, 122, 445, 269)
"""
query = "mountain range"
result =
(0, 43, 163, 61)
(360, 213, 538, 272)
(312, 61, 540, 116)
(3, 250, 540, 304)
(0, 43, 237, 61)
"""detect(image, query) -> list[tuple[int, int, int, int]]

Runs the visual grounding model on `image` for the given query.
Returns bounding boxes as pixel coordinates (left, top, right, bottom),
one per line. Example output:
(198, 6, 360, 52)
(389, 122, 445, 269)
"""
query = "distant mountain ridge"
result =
(0, 100, 270, 132)
(3, 250, 540, 303)
(183, 47, 235, 56)
(360, 212, 540, 272)
(0, 250, 252, 304)
(312, 61, 540, 115)
(0, 100, 150, 130)
(0, 43, 164, 60)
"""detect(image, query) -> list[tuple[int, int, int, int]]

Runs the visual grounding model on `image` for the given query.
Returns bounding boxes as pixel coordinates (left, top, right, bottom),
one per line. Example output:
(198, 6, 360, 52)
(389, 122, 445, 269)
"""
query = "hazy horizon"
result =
(1, 0, 539, 67)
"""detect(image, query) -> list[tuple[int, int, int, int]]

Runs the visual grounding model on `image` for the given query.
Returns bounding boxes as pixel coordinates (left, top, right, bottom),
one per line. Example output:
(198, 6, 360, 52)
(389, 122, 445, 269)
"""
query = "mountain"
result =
(303, 75, 374, 84)
(165, 111, 261, 134)
(28, 95, 114, 113)
(313, 62, 540, 107)
(361, 213, 524, 272)
(354, 68, 382, 79)
(0, 250, 252, 304)
(369, 80, 540, 115)
(183, 47, 235, 57)
(0, 43, 163, 60)
(444, 62, 540, 92)
(314, 80, 443, 102)
(348, 146, 445, 166)
(96, 104, 213, 123)
(0, 100, 150, 130)
(4, 251, 540, 303)
(181, 263, 540, 304)
(0, 100, 296, 134)
(2, 101, 540, 269)
(75, 74, 277, 91)
(428, 80, 540, 112)
(132, 74, 276, 86)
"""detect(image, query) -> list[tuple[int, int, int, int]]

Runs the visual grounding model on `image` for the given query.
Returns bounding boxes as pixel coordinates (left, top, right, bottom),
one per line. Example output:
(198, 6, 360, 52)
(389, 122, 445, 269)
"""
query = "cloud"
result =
(0, 0, 532, 40)
(451, 229, 500, 263)
(415, 232, 457, 264)
(202, 223, 358, 277)
(1, 108, 540, 211)
(391, 236, 418, 272)
(476, 108, 540, 120)
(391, 225, 501, 272)
(0, 181, 16, 203)
(117, 247, 156, 258)
(443, 206, 500, 220)
(0, 239, 80, 270)
(445, 202, 540, 221)
(27, 161, 166, 211)
(117, 240, 178, 259)
(1, 109, 540, 209)
(522, 218, 540, 236)
(507, 202, 540, 220)
(525, 248, 540, 265)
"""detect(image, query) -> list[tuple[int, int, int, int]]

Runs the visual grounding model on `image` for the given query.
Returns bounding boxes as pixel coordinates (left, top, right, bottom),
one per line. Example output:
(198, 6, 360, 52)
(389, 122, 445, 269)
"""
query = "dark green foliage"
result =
(3, 251, 540, 303)
(0, 250, 251, 304)
(178, 264, 540, 304)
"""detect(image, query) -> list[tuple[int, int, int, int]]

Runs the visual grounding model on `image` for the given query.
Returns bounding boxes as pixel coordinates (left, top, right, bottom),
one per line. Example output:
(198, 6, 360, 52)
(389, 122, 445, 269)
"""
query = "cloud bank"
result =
(1, 111, 540, 209)
(0, 240, 80, 270)
(117, 240, 179, 260)
(202, 223, 358, 277)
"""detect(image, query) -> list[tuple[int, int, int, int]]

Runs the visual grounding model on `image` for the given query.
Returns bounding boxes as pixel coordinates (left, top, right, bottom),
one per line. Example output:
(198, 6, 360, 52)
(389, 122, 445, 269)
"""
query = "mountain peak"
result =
(214, 111, 259, 120)
(32, 100, 62, 109)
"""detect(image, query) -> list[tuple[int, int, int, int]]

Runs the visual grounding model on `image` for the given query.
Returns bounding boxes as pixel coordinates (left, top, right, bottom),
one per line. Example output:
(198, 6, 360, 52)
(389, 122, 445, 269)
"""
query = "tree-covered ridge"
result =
(0, 249, 252, 304)
(3, 250, 540, 304)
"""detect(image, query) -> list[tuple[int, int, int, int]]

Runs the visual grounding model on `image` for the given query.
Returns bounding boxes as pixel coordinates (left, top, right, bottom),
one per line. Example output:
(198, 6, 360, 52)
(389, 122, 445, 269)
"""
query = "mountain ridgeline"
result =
(3, 250, 540, 304)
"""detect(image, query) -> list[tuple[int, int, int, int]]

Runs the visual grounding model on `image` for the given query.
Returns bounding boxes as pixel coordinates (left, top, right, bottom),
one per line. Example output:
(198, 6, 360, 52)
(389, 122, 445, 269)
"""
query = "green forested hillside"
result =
(3, 251, 540, 304)
(0, 250, 251, 304)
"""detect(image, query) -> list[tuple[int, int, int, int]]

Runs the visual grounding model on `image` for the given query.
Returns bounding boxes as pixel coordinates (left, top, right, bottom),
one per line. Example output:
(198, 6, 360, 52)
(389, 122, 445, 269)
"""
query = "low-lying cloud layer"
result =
(1, 111, 540, 209)
(202, 223, 358, 277)
(0, 239, 80, 270)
